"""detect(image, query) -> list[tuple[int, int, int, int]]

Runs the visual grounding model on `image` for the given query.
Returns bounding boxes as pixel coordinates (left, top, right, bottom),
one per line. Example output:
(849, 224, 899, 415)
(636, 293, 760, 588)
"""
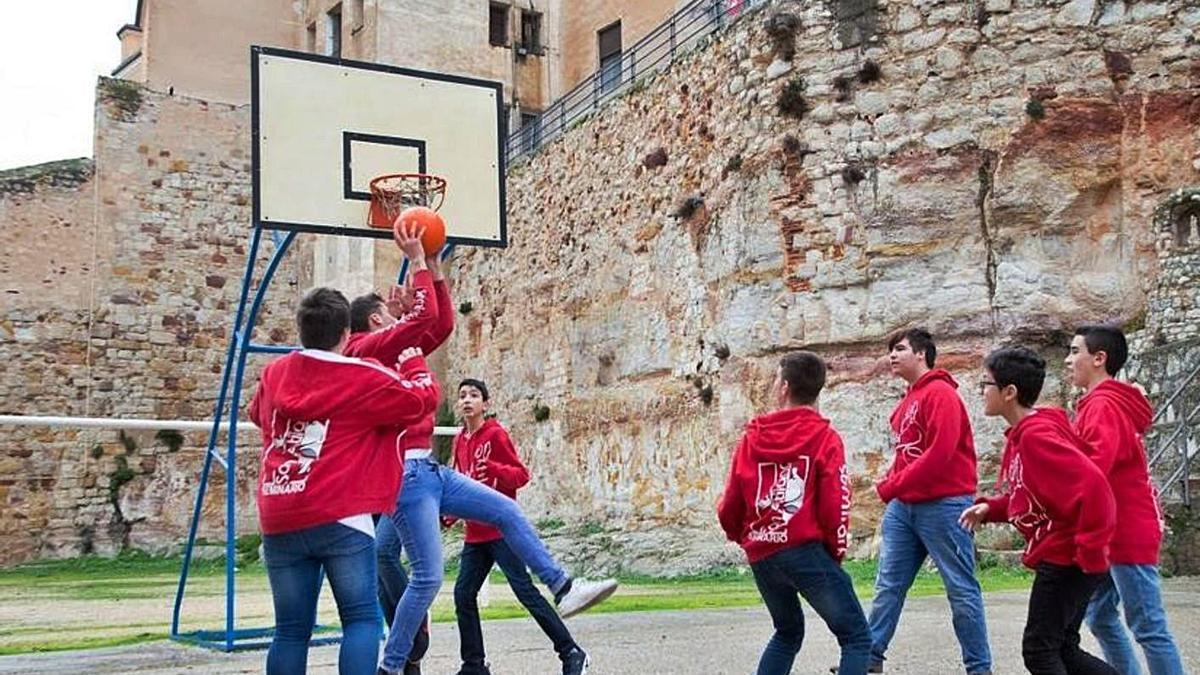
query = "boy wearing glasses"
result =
(961, 346, 1117, 675)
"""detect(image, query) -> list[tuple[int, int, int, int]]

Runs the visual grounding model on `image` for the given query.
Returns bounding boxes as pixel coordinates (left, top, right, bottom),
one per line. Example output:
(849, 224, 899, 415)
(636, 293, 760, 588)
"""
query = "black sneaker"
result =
(403, 661, 422, 675)
(454, 663, 492, 675)
(562, 647, 589, 675)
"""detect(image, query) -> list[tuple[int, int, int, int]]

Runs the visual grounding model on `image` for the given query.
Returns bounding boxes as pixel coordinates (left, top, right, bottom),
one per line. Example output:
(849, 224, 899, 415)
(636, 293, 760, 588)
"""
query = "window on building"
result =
(306, 22, 317, 52)
(598, 21, 622, 94)
(326, 4, 342, 58)
(489, 4, 509, 47)
(519, 10, 542, 54)
(519, 111, 542, 152)
(351, 0, 365, 31)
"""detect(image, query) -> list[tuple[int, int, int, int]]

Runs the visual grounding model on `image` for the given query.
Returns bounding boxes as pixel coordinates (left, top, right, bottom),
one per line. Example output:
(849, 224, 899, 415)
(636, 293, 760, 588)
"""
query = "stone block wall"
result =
(443, 0, 1200, 572)
(0, 79, 301, 565)
(2, 0, 1199, 573)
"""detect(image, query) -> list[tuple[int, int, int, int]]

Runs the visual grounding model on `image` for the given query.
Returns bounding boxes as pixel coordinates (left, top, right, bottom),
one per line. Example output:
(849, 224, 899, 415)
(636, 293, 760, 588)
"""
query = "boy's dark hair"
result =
(297, 287, 350, 350)
(887, 327, 937, 368)
(1074, 324, 1128, 376)
(459, 378, 490, 401)
(985, 346, 1046, 408)
(779, 351, 826, 405)
(349, 292, 385, 333)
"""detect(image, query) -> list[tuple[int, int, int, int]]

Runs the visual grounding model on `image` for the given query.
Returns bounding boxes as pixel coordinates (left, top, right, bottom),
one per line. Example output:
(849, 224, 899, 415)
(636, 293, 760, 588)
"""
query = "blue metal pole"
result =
(396, 257, 410, 285)
(223, 229, 297, 651)
(172, 226, 264, 640)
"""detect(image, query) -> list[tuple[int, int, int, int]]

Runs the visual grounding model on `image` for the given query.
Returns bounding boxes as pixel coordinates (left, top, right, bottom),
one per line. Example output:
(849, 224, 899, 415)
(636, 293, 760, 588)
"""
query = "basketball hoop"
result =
(368, 173, 447, 229)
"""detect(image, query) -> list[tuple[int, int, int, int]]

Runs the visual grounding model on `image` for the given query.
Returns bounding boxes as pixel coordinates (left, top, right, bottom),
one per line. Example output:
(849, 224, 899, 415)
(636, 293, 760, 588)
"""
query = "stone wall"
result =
(443, 0, 1200, 573)
(2, 0, 1199, 573)
(0, 79, 301, 565)
(1127, 186, 1199, 559)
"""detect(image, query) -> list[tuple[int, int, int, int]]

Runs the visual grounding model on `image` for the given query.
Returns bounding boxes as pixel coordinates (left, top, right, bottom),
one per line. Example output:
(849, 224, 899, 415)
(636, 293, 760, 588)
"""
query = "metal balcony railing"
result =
(507, 0, 768, 160)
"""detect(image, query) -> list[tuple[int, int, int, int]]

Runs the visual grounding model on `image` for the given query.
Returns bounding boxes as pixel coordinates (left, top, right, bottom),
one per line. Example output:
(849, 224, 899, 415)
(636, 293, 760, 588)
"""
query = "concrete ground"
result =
(1, 579, 1197, 674)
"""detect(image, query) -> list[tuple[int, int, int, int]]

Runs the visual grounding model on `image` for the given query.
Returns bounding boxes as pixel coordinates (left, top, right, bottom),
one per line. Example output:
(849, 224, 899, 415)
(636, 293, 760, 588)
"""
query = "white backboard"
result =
(252, 47, 507, 247)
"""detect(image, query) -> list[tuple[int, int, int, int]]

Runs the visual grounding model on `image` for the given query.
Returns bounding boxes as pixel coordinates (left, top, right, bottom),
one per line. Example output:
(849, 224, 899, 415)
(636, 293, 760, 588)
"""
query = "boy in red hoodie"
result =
(248, 287, 440, 675)
(867, 328, 992, 675)
(718, 351, 871, 675)
(348, 236, 453, 675)
(960, 346, 1117, 675)
(1067, 325, 1184, 675)
(449, 378, 589, 675)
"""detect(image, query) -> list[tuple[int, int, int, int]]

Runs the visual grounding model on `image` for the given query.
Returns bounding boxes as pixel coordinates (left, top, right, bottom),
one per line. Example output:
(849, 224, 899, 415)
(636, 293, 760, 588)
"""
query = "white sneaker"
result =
(556, 578, 618, 618)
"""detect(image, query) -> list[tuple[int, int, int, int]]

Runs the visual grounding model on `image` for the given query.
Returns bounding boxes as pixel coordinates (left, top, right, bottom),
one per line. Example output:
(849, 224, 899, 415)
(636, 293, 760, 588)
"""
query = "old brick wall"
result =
(0, 79, 301, 565)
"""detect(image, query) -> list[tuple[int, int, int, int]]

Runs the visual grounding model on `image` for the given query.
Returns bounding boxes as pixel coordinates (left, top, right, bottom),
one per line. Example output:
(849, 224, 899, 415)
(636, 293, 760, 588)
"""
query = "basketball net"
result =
(368, 173, 447, 228)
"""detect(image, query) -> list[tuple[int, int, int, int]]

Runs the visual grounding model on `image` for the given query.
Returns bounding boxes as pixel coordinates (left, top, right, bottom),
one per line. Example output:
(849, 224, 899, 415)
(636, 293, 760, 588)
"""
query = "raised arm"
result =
(418, 252, 455, 353)
(351, 348, 441, 428)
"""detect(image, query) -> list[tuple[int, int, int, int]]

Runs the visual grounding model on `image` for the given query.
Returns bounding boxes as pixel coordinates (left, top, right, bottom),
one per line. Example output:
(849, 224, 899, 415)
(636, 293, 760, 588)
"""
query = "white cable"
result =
(0, 415, 459, 436)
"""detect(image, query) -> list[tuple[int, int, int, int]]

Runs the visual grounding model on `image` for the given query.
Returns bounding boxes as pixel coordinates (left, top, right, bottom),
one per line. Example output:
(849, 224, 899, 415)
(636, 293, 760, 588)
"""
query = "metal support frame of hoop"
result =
(169, 223, 454, 651)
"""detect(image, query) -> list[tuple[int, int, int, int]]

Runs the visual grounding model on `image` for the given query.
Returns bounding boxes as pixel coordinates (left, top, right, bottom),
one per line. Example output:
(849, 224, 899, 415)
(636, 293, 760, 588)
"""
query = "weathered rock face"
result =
(1, 1, 1198, 572)
(443, 0, 1200, 571)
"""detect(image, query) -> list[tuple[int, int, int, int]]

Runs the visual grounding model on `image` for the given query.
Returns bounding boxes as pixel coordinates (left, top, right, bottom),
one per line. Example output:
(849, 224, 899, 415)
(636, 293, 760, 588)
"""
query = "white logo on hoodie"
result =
(748, 458, 811, 544)
(262, 415, 329, 496)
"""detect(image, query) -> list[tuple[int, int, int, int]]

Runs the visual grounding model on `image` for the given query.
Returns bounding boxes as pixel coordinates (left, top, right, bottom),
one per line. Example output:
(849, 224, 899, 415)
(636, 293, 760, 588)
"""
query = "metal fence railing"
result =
(506, 0, 769, 161)
(1147, 356, 1200, 507)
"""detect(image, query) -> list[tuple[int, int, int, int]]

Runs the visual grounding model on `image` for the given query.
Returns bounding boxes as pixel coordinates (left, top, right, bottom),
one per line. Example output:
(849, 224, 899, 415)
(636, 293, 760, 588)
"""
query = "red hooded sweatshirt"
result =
(877, 369, 978, 504)
(451, 419, 531, 543)
(248, 349, 441, 535)
(717, 407, 852, 564)
(980, 408, 1116, 573)
(343, 270, 455, 455)
(1074, 379, 1163, 565)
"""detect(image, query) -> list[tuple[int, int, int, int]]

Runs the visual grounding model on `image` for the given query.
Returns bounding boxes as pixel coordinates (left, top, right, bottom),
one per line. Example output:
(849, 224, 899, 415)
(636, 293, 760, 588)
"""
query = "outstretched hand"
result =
(958, 503, 989, 532)
(392, 219, 427, 262)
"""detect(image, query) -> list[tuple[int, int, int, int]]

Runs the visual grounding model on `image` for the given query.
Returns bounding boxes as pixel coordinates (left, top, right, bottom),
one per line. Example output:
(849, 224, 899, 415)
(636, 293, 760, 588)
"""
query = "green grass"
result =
(0, 554, 1032, 655)
(0, 633, 161, 656)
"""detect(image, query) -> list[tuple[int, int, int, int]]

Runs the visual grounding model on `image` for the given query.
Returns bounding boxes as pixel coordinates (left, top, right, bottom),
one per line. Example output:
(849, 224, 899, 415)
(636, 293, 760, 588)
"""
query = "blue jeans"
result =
(380, 458, 570, 671)
(455, 539, 578, 667)
(262, 522, 379, 675)
(376, 515, 409, 629)
(1086, 564, 1185, 675)
(750, 542, 871, 675)
(868, 496, 992, 674)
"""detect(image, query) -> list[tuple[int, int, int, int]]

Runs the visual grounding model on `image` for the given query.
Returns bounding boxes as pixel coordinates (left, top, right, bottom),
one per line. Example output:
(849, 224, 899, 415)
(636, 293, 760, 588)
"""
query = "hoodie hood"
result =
(463, 417, 501, 439)
(1008, 407, 1075, 445)
(270, 350, 398, 420)
(746, 407, 832, 462)
(1001, 407, 1079, 483)
(1079, 379, 1153, 435)
(910, 368, 959, 393)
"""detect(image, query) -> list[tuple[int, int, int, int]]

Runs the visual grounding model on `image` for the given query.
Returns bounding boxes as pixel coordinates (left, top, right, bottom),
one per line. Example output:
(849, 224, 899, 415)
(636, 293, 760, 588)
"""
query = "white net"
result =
(369, 173, 447, 222)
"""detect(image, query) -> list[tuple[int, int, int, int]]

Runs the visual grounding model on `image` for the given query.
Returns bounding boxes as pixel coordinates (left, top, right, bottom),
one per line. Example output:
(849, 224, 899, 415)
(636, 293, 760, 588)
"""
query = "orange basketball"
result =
(395, 206, 447, 256)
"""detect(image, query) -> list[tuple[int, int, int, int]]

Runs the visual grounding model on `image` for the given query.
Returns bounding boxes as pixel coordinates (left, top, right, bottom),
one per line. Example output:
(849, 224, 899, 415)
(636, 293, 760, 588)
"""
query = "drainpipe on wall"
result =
(509, 0, 520, 129)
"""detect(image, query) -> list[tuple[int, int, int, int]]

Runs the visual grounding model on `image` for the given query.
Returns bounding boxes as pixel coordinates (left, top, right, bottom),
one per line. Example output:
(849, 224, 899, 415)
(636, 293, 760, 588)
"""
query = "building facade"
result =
(114, 0, 686, 132)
